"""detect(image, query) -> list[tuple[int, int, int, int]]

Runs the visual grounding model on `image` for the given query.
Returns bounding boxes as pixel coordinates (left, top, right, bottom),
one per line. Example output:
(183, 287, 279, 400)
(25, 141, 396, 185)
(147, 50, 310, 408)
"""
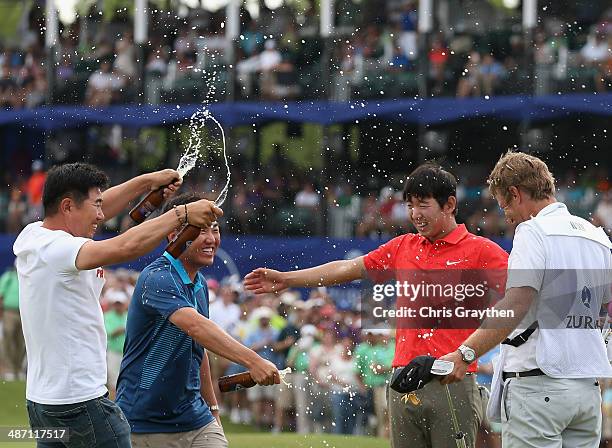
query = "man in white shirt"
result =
(13, 162, 222, 448)
(440, 151, 612, 448)
(209, 286, 241, 334)
(294, 183, 320, 209)
(86, 60, 123, 106)
(580, 32, 609, 64)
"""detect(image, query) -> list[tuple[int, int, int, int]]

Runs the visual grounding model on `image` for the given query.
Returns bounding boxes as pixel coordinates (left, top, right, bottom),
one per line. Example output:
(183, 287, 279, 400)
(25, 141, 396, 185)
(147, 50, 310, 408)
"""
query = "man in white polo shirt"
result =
(13, 162, 222, 448)
(440, 151, 612, 447)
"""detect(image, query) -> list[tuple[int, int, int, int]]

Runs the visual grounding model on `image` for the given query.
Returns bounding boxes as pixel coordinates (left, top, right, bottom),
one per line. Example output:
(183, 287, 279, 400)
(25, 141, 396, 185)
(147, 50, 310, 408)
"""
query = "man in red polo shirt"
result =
(244, 163, 508, 447)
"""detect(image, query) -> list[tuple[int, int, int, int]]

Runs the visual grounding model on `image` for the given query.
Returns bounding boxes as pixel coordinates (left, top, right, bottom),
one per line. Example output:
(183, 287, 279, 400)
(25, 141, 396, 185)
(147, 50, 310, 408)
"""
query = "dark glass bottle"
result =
(218, 372, 256, 392)
(129, 188, 166, 224)
(165, 224, 201, 258)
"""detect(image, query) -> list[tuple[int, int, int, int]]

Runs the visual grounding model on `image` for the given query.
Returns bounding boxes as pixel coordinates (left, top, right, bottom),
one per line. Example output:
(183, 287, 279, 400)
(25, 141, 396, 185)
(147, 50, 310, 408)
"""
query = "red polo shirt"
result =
(363, 224, 508, 370)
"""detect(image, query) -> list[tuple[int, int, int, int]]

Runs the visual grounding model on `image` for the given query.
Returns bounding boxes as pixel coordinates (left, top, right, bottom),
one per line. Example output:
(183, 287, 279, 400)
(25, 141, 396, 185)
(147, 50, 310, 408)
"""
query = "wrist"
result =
(457, 344, 476, 364)
(142, 173, 156, 191)
(243, 350, 260, 370)
(183, 203, 190, 225)
(209, 405, 220, 413)
(282, 271, 294, 288)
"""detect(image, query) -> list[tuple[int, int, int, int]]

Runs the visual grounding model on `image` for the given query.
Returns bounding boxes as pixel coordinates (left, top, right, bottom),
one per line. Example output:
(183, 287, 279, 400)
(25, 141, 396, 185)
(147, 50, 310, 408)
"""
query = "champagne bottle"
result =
(129, 188, 165, 224)
(165, 224, 201, 258)
(130, 179, 179, 224)
(218, 372, 256, 392)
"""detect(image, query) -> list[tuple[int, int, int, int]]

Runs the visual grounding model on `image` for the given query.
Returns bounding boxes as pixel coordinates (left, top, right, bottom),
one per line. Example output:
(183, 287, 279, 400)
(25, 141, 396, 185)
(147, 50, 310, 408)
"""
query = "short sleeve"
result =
(41, 233, 90, 273)
(506, 224, 545, 292)
(140, 269, 195, 319)
(363, 236, 406, 272)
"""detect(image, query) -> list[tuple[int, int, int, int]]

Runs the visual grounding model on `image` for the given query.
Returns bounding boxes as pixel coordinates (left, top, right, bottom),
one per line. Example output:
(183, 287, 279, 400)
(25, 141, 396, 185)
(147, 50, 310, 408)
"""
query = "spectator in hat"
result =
(272, 292, 301, 433)
(328, 336, 361, 434)
(244, 307, 279, 429)
(287, 322, 318, 433)
(309, 329, 338, 432)
(355, 329, 394, 437)
(209, 285, 242, 407)
(104, 289, 130, 398)
(226, 300, 254, 425)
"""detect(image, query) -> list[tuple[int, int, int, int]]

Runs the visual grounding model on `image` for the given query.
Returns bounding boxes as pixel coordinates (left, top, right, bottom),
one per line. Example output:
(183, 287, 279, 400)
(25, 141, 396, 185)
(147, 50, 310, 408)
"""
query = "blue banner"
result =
(0, 94, 610, 131)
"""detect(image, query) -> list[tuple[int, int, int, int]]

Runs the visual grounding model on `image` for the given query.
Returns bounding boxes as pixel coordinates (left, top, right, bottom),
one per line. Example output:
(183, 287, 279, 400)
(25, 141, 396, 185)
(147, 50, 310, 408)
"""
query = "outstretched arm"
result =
(101, 169, 181, 221)
(243, 256, 366, 294)
(170, 307, 280, 386)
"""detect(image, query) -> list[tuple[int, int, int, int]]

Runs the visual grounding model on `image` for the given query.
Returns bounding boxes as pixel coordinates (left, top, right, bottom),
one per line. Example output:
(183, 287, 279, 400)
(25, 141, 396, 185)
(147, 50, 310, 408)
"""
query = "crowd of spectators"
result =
(0, 2, 610, 108)
(1, 160, 610, 241)
(1, 263, 612, 444)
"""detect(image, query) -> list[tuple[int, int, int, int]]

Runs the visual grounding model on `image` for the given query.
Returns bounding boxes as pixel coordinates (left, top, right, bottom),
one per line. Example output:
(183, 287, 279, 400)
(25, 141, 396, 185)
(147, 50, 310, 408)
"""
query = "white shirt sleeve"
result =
(41, 233, 91, 273)
(506, 223, 545, 292)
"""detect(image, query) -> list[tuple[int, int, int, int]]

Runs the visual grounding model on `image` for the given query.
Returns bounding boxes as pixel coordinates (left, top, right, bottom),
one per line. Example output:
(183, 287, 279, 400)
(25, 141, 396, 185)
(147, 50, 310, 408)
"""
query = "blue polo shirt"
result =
(116, 252, 214, 433)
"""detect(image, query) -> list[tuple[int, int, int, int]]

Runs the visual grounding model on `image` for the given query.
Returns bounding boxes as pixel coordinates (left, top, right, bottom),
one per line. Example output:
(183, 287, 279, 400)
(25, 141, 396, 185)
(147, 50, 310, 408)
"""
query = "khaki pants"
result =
(131, 420, 228, 448)
(373, 385, 389, 438)
(2, 309, 25, 377)
(388, 374, 483, 448)
(501, 376, 601, 448)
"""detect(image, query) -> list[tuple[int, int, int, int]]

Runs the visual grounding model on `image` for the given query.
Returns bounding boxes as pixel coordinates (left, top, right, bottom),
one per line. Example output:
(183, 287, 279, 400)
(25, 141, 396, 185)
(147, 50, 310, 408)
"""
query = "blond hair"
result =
(488, 151, 555, 202)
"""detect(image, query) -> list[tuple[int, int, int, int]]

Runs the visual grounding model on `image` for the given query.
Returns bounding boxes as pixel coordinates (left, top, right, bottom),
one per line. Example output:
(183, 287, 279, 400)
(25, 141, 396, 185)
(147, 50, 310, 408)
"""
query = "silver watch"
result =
(458, 345, 476, 363)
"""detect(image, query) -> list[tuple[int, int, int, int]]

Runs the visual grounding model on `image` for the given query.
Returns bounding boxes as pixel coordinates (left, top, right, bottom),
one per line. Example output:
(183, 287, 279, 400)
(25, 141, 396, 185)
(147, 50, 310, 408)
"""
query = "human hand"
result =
(148, 169, 182, 199)
(439, 351, 469, 385)
(249, 357, 280, 386)
(185, 200, 223, 229)
(244, 268, 288, 295)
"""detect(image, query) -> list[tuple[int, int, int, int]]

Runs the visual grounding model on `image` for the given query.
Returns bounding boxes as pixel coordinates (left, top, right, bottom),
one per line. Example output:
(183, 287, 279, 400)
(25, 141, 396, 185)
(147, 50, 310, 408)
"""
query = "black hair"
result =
(402, 163, 458, 215)
(43, 163, 109, 217)
(162, 192, 205, 214)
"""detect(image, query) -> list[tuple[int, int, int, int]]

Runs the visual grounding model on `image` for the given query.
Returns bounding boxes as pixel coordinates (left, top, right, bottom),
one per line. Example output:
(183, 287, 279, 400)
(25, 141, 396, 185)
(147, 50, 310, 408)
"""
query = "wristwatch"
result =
(457, 345, 476, 363)
(209, 405, 220, 412)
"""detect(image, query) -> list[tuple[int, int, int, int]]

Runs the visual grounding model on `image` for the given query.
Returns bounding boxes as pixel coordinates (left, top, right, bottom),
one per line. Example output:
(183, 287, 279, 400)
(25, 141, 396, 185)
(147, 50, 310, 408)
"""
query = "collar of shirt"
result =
(162, 251, 204, 294)
(535, 201, 568, 217)
(419, 223, 469, 247)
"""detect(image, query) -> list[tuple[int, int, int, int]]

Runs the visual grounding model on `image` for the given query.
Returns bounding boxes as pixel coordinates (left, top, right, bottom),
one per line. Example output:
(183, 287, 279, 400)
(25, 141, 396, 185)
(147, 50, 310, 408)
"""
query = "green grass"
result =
(0, 381, 387, 448)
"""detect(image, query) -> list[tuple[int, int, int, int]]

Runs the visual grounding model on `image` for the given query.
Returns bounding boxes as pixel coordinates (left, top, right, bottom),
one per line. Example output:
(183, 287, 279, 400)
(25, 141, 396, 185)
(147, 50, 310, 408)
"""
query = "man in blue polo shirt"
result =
(116, 193, 279, 448)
